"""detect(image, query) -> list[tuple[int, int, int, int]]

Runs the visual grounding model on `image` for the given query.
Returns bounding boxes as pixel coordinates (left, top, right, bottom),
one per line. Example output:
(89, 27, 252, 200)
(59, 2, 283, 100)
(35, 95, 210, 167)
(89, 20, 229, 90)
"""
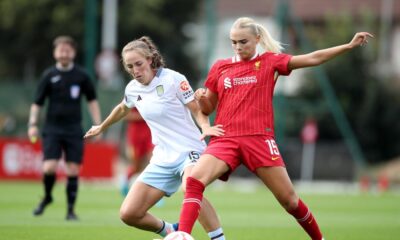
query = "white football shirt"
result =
(123, 68, 206, 166)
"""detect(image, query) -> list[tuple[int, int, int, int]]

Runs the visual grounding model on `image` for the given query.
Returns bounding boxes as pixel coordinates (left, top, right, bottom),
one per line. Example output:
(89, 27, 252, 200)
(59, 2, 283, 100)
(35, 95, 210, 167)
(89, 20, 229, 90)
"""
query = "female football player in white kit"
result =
(84, 36, 226, 240)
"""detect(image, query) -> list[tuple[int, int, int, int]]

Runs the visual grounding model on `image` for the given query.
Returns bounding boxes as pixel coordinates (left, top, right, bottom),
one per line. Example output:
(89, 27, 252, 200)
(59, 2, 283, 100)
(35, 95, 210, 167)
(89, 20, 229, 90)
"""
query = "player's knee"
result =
(278, 191, 298, 211)
(43, 161, 58, 173)
(119, 206, 144, 226)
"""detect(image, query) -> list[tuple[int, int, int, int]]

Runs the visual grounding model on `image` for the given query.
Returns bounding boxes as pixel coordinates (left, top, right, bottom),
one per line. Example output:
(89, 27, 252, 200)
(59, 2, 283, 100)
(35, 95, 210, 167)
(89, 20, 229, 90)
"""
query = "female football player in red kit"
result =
(177, 17, 373, 240)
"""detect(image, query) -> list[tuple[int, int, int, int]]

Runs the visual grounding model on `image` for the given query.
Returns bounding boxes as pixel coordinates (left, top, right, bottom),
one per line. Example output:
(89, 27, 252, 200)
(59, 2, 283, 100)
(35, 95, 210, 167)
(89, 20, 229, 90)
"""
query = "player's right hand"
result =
(28, 126, 39, 143)
(349, 32, 373, 48)
(200, 124, 225, 140)
(84, 125, 102, 139)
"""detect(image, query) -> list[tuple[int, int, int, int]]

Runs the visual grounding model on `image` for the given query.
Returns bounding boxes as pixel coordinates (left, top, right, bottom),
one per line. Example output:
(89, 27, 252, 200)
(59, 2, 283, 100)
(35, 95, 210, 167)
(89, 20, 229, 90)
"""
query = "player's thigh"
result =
(188, 153, 230, 187)
(137, 162, 181, 196)
(121, 181, 164, 216)
(256, 166, 298, 204)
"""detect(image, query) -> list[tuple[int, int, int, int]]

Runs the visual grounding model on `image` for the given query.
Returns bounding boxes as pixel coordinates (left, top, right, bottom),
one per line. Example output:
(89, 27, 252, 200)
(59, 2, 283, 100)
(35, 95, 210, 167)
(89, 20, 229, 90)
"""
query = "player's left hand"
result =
(200, 124, 225, 140)
(349, 32, 374, 48)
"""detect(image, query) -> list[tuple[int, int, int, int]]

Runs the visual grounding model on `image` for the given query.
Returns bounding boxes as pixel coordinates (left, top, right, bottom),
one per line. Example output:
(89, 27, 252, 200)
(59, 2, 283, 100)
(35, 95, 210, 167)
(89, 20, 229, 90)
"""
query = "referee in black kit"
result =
(27, 36, 101, 220)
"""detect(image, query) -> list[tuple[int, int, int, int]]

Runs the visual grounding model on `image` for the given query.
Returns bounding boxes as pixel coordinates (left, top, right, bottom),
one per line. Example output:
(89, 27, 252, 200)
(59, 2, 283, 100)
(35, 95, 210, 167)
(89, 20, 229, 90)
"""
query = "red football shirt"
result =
(205, 52, 292, 137)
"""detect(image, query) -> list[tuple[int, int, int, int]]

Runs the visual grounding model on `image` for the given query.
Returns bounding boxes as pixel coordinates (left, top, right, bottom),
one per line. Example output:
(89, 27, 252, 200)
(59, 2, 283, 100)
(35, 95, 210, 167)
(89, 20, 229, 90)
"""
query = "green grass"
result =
(0, 181, 399, 240)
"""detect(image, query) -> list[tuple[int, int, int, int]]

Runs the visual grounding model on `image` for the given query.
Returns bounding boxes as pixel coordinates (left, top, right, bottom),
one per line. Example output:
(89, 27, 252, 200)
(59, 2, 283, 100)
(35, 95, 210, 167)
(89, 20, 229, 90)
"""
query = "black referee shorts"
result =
(42, 133, 84, 164)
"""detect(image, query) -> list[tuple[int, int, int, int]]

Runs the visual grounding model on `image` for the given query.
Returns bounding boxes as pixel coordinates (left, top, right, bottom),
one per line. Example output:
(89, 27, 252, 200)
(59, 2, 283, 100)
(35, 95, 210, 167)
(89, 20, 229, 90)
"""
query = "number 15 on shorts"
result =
(265, 139, 280, 157)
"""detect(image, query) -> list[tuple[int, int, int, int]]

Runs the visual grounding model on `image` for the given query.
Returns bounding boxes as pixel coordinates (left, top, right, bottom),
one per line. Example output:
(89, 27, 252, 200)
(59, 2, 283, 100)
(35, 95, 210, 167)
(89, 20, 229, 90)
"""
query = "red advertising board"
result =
(0, 138, 118, 181)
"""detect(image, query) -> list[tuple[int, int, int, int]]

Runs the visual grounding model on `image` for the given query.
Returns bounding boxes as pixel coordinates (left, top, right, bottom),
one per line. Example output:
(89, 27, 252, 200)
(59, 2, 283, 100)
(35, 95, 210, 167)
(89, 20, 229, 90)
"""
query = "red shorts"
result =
(126, 121, 153, 160)
(203, 135, 285, 181)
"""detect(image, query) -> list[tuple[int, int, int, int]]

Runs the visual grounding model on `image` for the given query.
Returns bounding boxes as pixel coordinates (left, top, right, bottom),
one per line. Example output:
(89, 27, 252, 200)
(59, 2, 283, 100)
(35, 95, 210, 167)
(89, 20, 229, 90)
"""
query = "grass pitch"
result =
(0, 180, 399, 240)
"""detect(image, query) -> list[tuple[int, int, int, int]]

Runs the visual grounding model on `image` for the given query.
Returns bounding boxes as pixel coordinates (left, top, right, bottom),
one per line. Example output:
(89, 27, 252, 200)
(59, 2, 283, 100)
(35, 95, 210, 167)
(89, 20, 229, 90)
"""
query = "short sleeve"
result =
(175, 73, 195, 104)
(34, 70, 51, 106)
(272, 53, 292, 76)
(123, 82, 135, 108)
(204, 60, 221, 92)
(82, 73, 97, 101)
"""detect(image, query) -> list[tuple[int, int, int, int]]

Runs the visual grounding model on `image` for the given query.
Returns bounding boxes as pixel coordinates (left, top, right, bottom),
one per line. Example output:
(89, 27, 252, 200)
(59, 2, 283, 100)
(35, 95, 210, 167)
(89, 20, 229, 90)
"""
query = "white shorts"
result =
(136, 151, 201, 196)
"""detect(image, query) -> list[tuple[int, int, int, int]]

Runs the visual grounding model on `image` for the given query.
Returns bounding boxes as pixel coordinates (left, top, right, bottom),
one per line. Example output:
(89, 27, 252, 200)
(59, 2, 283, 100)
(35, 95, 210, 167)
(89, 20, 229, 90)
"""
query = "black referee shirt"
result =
(34, 64, 97, 136)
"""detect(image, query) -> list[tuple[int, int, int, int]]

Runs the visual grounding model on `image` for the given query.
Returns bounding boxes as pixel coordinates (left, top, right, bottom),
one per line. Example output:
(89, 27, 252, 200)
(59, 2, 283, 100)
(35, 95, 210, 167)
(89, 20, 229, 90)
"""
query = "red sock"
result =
(178, 177, 205, 234)
(288, 199, 323, 240)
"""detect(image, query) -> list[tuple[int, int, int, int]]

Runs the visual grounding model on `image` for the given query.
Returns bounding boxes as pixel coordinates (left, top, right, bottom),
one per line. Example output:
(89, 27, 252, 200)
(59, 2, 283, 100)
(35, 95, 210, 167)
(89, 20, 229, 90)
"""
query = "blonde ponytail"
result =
(232, 17, 283, 53)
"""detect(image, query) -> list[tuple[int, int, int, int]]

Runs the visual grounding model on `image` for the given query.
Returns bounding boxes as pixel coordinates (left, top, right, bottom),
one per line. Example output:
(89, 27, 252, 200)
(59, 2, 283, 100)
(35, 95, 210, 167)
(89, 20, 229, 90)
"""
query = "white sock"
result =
(208, 227, 225, 240)
(156, 221, 175, 237)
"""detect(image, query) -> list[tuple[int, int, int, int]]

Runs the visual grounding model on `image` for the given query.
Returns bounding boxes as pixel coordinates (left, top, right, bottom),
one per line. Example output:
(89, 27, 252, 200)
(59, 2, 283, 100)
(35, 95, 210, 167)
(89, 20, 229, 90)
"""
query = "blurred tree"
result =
(117, 0, 201, 83)
(0, 0, 201, 137)
(0, 0, 201, 84)
(295, 11, 400, 163)
(0, 0, 88, 82)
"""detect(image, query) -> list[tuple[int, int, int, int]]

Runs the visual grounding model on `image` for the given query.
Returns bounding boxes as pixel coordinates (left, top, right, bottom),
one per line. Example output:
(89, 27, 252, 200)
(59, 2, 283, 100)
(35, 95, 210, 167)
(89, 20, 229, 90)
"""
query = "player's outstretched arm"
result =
(288, 32, 374, 70)
(84, 101, 129, 139)
(186, 100, 224, 140)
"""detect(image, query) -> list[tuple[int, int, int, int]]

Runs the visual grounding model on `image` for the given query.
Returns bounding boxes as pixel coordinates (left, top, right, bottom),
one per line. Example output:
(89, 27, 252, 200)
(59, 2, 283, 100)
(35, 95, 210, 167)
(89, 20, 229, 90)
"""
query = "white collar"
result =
(56, 63, 74, 72)
(232, 51, 259, 63)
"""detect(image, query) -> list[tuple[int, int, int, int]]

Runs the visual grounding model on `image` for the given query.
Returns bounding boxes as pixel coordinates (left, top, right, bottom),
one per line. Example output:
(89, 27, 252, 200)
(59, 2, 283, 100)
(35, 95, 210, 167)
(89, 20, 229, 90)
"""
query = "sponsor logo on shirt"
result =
(233, 76, 257, 85)
(137, 95, 142, 101)
(51, 75, 61, 83)
(180, 81, 190, 91)
(70, 85, 80, 99)
(156, 85, 164, 96)
(224, 77, 232, 89)
(180, 81, 194, 100)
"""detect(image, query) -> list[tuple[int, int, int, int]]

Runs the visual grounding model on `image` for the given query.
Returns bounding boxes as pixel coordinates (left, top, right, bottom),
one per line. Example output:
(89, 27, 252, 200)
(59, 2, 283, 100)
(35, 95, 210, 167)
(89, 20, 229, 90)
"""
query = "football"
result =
(163, 231, 194, 240)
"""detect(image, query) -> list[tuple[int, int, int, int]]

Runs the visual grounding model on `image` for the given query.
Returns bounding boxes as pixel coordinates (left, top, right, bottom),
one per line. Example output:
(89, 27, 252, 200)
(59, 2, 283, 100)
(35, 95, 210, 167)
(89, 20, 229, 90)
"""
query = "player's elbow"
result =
(201, 107, 214, 116)
(198, 101, 215, 115)
(201, 108, 213, 116)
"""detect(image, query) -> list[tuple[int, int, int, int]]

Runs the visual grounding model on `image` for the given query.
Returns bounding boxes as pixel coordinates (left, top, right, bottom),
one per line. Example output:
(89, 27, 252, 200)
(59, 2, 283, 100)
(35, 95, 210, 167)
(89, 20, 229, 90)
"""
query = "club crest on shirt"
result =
(254, 61, 261, 71)
(156, 85, 164, 96)
(70, 85, 80, 99)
